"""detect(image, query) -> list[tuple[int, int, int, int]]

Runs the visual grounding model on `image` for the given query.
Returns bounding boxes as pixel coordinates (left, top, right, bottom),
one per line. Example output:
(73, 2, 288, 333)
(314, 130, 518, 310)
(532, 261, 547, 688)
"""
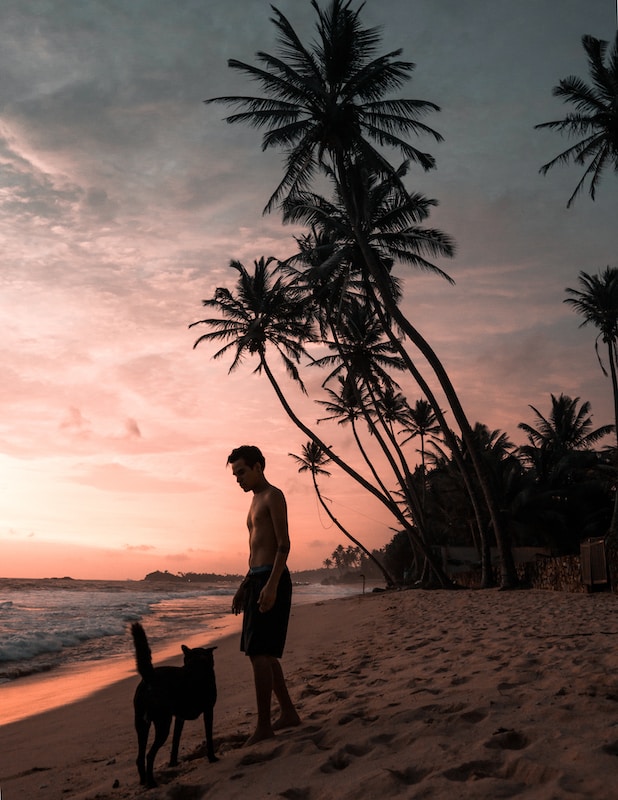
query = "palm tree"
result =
(207, 0, 518, 587)
(565, 267, 618, 535)
(290, 441, 396, 586)
(518, 393, 612, 484)
(281, 162, 456, 287)
(535, 32, 618, 207)
(208, 0, 442, 213)
(189, 256, 314, 385)
(518, 397, 613, 553)
(425, 423, 520, 587)
(400, 398, 442, 492)
(311, 295, 407, 389)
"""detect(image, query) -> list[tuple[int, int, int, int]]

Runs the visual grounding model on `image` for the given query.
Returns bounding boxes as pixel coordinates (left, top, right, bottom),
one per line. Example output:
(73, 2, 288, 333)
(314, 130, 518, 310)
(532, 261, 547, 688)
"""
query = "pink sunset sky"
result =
(1, 0, 617, 580)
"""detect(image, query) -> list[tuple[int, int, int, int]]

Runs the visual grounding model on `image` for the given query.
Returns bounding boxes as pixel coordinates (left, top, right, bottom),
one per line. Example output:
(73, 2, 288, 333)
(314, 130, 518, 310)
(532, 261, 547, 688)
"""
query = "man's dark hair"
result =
(227, 445, 265, 469)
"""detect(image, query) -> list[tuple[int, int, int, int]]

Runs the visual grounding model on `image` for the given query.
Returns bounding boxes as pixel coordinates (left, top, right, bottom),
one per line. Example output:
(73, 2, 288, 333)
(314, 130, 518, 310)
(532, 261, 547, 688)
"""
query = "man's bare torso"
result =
(247, 485, 285, 567)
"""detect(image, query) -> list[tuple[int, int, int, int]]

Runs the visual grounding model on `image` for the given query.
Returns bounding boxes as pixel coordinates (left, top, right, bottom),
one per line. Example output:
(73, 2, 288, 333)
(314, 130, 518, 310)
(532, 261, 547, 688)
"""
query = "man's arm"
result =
(232, 571, 251, 615)
(258, 488, 290, 612)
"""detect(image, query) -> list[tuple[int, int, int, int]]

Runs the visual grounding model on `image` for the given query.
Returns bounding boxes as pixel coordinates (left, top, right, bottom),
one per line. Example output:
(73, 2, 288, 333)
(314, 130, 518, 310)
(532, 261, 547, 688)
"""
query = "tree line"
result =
(191, 1, 618, 589)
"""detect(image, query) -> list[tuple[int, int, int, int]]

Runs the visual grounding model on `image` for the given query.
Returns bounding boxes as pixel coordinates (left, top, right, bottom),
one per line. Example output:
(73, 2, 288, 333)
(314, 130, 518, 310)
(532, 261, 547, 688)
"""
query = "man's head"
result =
(227, 445, 266, 492)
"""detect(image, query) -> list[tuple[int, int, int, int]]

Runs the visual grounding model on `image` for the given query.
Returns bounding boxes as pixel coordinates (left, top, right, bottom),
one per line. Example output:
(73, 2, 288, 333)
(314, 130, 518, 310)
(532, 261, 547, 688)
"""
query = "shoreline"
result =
(0, 578, 364, 724)
(3, 588, 618, 799)
(0, 612, 243, 727)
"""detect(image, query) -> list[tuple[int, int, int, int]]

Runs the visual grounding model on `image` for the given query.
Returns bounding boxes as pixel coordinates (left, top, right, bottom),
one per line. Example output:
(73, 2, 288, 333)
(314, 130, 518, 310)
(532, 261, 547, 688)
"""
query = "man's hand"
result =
(258, 583, 276, 613)
(232, 583, 246, 615)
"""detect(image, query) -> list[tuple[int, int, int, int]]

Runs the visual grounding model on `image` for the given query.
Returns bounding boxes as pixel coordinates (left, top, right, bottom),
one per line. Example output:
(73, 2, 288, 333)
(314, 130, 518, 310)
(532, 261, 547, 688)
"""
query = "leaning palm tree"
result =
(207, 0, 518, 586)
(290, 441, 396, 586)
(535, 32, 618, 207)
(190, 256, 314, 386)
(565, 267, 618, 535)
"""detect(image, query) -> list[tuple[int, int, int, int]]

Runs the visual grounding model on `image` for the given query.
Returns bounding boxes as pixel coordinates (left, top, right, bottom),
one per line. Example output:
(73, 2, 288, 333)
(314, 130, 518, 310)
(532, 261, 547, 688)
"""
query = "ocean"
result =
(0, 576, 360, 725)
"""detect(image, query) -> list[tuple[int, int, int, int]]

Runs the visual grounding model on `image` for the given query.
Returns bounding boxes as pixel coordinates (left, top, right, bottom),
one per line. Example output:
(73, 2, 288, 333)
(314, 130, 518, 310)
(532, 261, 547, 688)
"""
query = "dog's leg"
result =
(203, 707, 219, 763)
(134, 709, 150, 785)
(170, 717, 185, 766)
(146, 717, 171, 788)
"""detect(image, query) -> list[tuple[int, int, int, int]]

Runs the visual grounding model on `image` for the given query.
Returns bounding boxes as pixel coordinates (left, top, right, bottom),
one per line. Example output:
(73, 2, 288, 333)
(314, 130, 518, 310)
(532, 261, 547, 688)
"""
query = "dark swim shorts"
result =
(241, 567, 292, 658)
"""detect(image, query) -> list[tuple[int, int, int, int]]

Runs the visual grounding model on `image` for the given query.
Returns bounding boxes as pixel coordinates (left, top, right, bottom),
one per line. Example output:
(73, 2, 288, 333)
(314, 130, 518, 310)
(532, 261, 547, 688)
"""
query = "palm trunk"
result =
(311, 474, 396, 587)
(350, 416, 395, 500)
(337, 215, 516, 586)
(605, 337, 618, 593)
(607, 339, 618, 541)
(368, 285, 497, 587)
(260, 354, 453, 587)
(366, 250, 516, 586)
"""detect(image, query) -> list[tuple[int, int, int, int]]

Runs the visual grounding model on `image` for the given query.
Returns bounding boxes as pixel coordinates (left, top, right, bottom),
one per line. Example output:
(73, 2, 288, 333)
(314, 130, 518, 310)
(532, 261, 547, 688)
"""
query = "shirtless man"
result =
(228, 445, 301, 744)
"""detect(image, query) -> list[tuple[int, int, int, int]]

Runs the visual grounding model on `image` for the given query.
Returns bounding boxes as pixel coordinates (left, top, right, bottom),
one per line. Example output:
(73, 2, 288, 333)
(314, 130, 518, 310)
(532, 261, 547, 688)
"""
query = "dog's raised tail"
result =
(131, 622, 154, 682)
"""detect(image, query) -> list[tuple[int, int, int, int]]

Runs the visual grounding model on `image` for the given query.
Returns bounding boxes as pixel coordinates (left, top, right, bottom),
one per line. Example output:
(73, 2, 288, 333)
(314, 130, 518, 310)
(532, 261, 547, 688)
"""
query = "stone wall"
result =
(517, 555, 585, 593)
(455, 554, 589, 592)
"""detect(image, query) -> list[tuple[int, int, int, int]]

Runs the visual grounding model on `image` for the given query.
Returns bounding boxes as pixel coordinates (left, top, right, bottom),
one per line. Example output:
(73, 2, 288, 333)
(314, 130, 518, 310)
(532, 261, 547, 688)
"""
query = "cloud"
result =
(60, 407, 91, 433)
(70, 462, 203, 494)
(124, 418, 142, 439)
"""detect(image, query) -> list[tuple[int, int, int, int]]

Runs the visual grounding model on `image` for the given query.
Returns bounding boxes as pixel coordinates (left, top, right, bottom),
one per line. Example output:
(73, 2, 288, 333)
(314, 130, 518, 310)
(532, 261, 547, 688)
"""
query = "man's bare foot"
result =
(272, 711, 301, 731)
(245, 727, 275, 746)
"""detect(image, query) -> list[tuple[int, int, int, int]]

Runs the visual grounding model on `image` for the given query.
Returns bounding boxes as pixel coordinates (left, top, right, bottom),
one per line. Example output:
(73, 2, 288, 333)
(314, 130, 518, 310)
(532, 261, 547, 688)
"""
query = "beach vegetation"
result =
(517, 393, 613, 552)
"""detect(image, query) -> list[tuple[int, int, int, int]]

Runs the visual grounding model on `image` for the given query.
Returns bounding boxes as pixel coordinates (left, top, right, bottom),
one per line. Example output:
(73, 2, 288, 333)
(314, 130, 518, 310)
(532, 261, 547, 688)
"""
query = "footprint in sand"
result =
(338, 709, 379, 725)
(601, 739, 618, 756)
(484, 727, 530, 751)
(320, 741, 374, 773)
(168, 786, 213, 799)
(301, 683, 324, 698)
(320, 749, 351, 773)
(385, 765, 431, 786)
(443, 759, 499, 781)
(287, 728, 334, 754)
(238, 744, 284, 766)
(459, 708, 488, 724)
(280, 788, 311, 800)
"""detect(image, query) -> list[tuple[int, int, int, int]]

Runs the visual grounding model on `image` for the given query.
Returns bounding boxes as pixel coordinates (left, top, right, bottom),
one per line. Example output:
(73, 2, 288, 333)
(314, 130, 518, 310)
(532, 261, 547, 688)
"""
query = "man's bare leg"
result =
(271, 658, 301, 730)
(247, 655, 276, 745)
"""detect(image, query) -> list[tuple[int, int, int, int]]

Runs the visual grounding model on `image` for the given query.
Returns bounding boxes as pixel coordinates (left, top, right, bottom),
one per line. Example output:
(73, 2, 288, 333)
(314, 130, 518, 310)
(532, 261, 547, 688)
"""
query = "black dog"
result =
(131, 622, 218, 788)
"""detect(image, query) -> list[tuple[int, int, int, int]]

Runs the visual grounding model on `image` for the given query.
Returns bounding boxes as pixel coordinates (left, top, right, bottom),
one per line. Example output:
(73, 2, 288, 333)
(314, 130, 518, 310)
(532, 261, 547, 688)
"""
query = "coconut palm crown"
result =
(189, 256, 314, 389)
(535, 32, 618, 207)
(207, 0, 442, 211)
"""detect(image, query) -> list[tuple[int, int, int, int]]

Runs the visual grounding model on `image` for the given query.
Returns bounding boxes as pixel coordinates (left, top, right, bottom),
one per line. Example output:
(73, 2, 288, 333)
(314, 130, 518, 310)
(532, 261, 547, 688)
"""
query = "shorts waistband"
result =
(249, 565, 273, 575)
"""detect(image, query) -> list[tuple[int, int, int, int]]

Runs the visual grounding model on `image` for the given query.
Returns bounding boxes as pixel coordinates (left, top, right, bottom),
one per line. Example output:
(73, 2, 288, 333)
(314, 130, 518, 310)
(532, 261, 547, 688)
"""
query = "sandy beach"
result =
(2, 587, 618, 799)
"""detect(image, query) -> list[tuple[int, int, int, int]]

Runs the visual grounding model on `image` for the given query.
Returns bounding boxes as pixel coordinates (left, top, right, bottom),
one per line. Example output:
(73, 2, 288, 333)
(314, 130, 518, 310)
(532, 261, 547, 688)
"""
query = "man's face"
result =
(230, 459, 260, 492)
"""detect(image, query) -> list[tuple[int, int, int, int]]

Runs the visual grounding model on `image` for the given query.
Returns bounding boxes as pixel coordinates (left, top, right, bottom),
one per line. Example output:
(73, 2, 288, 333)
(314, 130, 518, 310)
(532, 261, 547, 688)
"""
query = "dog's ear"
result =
(181, 645, 191, 655)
